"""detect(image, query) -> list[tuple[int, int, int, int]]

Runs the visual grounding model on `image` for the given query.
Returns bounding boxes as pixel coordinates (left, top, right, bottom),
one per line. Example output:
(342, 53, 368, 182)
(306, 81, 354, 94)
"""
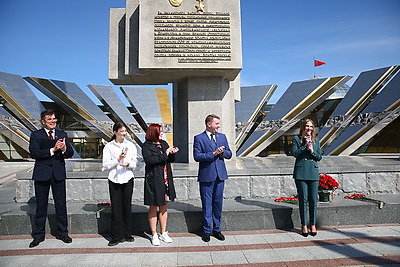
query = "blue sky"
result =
(1, 0, 399, 104)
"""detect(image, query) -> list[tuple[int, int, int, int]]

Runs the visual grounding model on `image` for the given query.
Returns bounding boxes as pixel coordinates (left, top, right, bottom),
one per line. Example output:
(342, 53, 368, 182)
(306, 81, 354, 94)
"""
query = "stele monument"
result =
(109, 0, 242, 162)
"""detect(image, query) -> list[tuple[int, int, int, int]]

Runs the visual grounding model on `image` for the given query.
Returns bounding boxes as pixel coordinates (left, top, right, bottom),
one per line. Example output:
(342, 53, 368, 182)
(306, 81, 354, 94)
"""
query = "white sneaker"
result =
(159, 231, 172, 243)
(151, 234, 160, 246)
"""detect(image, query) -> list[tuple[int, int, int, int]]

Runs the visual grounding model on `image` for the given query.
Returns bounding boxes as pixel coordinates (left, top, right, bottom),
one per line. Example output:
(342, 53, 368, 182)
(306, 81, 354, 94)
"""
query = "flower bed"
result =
(274, 196, 299, 205)
(344, 193, 386, 208)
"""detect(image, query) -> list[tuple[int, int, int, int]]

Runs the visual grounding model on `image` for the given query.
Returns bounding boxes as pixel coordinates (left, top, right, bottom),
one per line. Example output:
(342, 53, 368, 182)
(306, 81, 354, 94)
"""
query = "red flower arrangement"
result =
(97, 202, 112, 206)
(344, 193, 385, 208)
(344, 193, 366, 199)
(319, 173, 339, 191)
(274, 196, 299, 205)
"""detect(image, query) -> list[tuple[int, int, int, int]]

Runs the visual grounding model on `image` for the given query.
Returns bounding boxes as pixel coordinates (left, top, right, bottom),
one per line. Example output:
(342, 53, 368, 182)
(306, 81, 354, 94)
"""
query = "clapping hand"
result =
(166, 146, 179, 155)
(53, 138, 66, 152)
(213, 146, 225, 156)
(119, 161, 130, 167)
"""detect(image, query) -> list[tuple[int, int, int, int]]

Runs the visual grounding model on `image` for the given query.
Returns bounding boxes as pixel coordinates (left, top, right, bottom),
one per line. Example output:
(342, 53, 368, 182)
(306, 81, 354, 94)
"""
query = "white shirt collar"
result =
(207, 130, 218, 141)
(44, 128, 55, 136)
(112, 139, 127, 147)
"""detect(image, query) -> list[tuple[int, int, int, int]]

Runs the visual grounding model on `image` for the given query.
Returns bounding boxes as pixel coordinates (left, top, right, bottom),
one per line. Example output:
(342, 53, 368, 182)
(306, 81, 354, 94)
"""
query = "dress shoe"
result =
(301, 225, 309, 237)
(57, 235, 72, 243)
(201, 233, 210, 242)
(310, 225, 317, 236)
(301, 231, 309, 237)
(29, 237, 45, 248)
(310, 231, 317, 237)
(213, 231, 225, 241)
(108, 239, 124, 246)
(124, 236, 135, 242)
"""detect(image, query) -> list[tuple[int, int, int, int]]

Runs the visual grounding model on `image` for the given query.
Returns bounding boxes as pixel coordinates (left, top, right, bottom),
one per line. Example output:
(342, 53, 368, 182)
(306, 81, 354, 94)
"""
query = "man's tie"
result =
(211, 133, 216, 144)
(48, 130, 54, 140)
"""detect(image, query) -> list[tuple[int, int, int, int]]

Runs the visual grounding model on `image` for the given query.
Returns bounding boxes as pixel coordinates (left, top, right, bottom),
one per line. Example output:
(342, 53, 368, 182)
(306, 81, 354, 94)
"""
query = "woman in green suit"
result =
(292, 119, 322, 237)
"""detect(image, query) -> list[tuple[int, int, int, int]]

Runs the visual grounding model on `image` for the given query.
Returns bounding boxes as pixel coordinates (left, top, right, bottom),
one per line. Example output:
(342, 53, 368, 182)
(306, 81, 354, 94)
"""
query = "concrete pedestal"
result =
(173, 76, 236, 163)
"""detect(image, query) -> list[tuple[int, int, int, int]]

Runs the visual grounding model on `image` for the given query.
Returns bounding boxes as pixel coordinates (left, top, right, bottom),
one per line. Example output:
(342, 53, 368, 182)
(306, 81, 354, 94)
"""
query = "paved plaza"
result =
(1, 225, 400, 266)
(1, 160, 400, 266)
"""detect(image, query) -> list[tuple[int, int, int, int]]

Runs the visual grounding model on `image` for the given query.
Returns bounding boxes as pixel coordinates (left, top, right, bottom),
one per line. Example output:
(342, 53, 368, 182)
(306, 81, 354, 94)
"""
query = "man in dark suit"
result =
(193, 114, 232, 242)
(28, 109, 74, 248)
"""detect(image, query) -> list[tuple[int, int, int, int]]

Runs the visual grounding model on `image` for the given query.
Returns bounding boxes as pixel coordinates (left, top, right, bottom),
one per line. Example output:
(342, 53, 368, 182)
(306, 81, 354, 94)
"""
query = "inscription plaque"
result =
(110, 0, 241, 83)
(154, 12, 231, 63)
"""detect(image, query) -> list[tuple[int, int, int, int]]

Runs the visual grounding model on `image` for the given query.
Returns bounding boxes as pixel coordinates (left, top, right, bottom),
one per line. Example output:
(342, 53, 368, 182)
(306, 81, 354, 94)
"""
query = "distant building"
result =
(0, 65, 399, 160)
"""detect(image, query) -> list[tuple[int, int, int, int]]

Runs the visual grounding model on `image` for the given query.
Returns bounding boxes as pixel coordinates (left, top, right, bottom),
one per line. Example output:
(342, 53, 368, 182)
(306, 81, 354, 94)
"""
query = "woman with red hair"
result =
(142, 124, 179, 246)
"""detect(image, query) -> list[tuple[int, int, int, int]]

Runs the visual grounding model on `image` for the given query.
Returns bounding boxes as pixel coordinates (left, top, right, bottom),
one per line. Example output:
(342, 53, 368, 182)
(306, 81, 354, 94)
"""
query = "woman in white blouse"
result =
(102, 122, 138, 246)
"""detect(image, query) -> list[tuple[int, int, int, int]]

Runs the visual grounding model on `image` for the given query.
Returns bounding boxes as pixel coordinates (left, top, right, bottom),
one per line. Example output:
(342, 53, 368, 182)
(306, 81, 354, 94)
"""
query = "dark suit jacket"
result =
(193, 131, 232, 182)
(292, 135, 322, 181)
(29, 128, 74, 181)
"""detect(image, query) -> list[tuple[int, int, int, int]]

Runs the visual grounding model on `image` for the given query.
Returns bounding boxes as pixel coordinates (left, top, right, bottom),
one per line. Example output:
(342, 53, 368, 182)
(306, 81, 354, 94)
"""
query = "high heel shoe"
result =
(301, 231, 309, 237)
(310, 225, 317, 236)
(301, 225, 309, 237)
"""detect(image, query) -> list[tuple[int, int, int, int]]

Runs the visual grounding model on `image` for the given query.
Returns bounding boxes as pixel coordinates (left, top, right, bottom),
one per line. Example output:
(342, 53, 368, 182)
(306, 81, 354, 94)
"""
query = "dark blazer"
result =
(29, 128, 74, 181)
(193, 131, 232, 182)
(292, 135, 322, 181)
(142, 140, 176, 206)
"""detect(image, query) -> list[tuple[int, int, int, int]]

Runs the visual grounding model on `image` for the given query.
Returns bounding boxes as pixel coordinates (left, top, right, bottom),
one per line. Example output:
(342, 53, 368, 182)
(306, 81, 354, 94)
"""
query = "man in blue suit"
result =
(193, 114, 232, 242)
(28, 110, 74, 248)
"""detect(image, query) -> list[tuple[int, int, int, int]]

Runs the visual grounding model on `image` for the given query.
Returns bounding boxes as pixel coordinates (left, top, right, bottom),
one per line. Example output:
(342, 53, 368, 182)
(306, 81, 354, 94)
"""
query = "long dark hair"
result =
(110, 122, 126, 141)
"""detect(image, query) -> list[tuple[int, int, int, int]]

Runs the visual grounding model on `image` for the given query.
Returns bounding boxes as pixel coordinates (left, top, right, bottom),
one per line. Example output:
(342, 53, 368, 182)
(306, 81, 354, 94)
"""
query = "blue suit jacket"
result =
(29, 128, 74, 181)
(193, 131, 232, 182)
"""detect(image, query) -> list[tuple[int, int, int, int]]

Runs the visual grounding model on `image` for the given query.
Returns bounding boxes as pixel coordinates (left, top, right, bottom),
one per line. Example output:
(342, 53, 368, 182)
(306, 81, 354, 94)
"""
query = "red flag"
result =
(314, 59, 326, 67)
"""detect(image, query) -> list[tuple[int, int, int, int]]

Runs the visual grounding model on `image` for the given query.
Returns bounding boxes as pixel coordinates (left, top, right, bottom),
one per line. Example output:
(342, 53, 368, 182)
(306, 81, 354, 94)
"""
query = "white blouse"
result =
(102, 139, 138, 184)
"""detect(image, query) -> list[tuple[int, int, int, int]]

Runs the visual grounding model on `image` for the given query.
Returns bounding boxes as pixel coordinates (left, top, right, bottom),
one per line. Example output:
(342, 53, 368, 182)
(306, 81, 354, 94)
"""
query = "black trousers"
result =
(33, 175, 68, 239)
(108, 178, 134, 242)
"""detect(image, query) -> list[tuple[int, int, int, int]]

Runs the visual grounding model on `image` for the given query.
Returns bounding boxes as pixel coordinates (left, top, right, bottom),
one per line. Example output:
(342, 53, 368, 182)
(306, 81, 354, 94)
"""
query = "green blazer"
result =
(292, 135, 322, 181)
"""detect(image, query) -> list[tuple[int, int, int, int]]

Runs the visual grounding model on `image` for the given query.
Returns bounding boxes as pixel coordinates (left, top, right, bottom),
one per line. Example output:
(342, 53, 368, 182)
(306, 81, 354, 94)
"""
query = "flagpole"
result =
(313, 57, 316, 78)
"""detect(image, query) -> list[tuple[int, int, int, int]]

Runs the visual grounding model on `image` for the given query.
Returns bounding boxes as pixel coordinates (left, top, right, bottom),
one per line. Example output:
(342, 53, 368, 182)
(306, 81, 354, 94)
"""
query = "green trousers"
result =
(295, 179, 318, 225)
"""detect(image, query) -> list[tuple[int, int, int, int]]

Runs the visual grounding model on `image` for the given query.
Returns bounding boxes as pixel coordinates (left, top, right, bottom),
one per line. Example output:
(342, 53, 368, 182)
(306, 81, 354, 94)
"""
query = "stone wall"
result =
(15, 157, 400, 203)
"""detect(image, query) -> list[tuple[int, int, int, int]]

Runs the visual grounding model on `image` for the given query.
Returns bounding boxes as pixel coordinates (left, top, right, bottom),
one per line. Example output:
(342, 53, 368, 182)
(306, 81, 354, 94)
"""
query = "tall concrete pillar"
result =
(109, 0, 242, 161)
(173, 77, 235, 163)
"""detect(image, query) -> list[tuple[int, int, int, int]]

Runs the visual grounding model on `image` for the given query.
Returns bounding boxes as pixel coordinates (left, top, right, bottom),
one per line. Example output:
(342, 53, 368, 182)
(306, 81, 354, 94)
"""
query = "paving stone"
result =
(211, 250, 248, 265)
(242, 248, 282, 263)
(177, 251, 212, 266)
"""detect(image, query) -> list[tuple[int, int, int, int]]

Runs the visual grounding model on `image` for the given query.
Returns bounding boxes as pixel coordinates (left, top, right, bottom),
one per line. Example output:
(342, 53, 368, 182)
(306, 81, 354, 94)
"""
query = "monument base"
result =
(16, 156, 400, 203)
(2, 156, 400, 235)
(173, 76, 237, 163)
